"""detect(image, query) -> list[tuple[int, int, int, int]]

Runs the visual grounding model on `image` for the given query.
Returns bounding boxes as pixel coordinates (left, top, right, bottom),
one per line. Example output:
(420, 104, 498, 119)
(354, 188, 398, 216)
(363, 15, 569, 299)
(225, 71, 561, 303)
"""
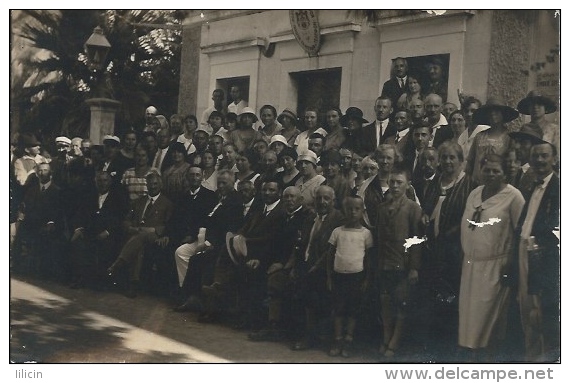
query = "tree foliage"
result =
(11, 10, 184, 144)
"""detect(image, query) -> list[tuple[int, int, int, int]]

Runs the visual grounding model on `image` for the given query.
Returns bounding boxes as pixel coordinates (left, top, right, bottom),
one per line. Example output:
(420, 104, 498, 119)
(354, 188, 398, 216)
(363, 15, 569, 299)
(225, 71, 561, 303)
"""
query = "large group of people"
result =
(9, 57, 559, 362)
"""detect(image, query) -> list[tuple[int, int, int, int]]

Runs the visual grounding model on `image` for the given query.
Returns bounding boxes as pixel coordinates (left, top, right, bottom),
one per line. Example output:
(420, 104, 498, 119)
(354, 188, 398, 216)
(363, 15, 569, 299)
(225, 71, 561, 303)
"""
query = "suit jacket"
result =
(515, 174, 560, 299)
(273, 207, 312, 265)
(20, 182, 65, 236)
(432, 125, 454, 148)
(381, 77, 407, 107)
(168, 187, 218, 243)
(239, 201, 287, 268)
(204, 190, 244, 248)
(358, 121, 397, 157)
(126, 193, 173, 237)
(75, 187, 129, 241)
(294, 209, 345, 271)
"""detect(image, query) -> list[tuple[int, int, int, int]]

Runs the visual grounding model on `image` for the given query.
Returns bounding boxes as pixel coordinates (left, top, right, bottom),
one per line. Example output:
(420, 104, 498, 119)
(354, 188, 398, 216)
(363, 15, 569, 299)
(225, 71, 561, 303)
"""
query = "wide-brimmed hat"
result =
(226, 232, 248, 265)
(238, 107, 259, 122)
(269, 134, 289, 147)
(508, 123, 548, 145)
(20, 133, 41, 147)
(516, 90, 557, 115)
(340, 107, 368, 126)
(297, 150, 318, 165)
(277, 108, 298, 126)
(472, 97, 520, 125)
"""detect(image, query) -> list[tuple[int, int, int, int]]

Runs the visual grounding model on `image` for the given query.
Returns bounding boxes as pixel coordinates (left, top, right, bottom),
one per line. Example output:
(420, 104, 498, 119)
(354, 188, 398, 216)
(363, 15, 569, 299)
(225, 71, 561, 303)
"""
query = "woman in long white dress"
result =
(458, 153, 524, 358)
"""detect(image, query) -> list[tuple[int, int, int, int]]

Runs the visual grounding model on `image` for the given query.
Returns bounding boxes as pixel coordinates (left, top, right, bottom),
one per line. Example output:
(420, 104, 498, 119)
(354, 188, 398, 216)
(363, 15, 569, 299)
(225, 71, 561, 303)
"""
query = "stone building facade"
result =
(178, 10, 559, 127)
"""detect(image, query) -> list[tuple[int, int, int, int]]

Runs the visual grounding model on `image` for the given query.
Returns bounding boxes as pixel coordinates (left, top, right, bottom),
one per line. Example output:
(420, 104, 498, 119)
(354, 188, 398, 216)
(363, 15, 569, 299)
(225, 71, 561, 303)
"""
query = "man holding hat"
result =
(516, 90, 559, 156)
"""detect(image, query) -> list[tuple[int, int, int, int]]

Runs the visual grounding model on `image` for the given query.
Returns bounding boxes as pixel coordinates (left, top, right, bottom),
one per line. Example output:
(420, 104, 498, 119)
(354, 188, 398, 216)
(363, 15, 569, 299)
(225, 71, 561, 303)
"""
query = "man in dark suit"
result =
(381, 57, 409, 108)
(101, 135, 132, 188)
(17, 162, 65, 279)
(424, 93, 454, 148)
(181, 170, 244, 315)
(249, 186, 311, 341)
(171, 166, 218, 290)
(386, 109, 413, 156)
(291, 185, 344, 350)
(515, 142, 559, 361)
(231, 180, 287, 330)
(69, 170, 129, 289)
(107, 171, 173, 297)
(358, 96, 397, 157)
(152, 127, 174, 173)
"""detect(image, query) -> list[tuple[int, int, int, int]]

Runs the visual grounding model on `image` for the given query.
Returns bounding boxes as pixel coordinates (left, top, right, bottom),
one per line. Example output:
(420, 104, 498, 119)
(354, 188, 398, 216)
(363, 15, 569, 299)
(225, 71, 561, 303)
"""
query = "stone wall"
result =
(178, 24, 201, 115)
(487, 10, 534, 129)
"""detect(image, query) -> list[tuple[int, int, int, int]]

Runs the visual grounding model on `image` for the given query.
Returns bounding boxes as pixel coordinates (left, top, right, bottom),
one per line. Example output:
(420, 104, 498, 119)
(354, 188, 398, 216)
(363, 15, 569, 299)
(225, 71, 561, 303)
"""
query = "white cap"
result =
(146, 106, 158, 114)
(102, 135, 121, 145)
(297, 150, 318, 165)
(269, 134, 289, 147)
(55, 136, 71, 145)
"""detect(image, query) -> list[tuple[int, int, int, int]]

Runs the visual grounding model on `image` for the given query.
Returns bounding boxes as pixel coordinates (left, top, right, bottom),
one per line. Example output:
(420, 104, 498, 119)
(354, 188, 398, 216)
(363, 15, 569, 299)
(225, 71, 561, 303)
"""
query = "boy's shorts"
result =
(332, 271, 364, 317)
(378, 270, 410, 309)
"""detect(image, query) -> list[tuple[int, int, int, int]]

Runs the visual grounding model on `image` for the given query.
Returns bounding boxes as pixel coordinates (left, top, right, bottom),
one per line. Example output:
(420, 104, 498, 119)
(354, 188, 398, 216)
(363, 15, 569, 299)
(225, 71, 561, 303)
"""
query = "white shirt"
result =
(177, 134, 196, 155)
(263, 199, 280, 216)
(428, 114, 448, 147)
(395, 128, 410, 143)
(520, 172, 554, 239)
(329, 226, 374, 273)
(457, 124, 490, 160)
(397, 75, 407, 88)
(375, 119, 390, 147)
(153, 147, 169, 170)
(243, 198, 254, 217)
(98, 192, 109, 209)
(141, 194, 160, 222)
(305, 213, 327, 261)
(227, 100, 248, 115)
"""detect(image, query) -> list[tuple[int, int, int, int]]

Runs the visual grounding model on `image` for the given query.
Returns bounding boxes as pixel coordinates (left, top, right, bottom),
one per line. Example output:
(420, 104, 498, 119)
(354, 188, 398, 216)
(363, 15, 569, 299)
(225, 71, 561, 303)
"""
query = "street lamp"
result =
(84, 26, 111, 72)
(84, 25, 120, 145)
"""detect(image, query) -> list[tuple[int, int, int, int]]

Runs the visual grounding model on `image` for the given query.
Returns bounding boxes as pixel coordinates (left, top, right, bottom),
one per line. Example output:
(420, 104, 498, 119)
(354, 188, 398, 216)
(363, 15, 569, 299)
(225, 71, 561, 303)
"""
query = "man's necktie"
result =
(41, 185, 46, 192)
(534, 179, 544, 187)
(399, 78, 404, 88)
(395, 133, 400, 144)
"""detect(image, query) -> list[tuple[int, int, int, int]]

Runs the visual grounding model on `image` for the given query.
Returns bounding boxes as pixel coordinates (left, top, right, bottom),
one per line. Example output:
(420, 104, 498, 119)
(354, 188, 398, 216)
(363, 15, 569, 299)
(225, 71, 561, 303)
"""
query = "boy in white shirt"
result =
(326, 196, 373, 357)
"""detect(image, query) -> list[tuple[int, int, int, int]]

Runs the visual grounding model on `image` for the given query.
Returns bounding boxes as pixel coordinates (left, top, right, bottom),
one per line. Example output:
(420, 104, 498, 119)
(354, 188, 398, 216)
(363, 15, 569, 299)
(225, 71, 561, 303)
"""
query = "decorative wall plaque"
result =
(289, 10, 321, 56)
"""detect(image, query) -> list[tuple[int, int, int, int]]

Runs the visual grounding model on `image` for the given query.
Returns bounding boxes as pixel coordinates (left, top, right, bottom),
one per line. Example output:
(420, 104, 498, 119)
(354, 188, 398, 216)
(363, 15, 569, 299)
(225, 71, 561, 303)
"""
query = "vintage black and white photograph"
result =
(9, 8, 561, 369)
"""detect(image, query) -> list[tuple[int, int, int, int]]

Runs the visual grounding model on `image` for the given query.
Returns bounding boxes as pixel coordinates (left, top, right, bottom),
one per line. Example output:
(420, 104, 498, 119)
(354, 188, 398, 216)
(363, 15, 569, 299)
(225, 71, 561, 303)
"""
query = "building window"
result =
(405, 54, 450, 102)
(217, 76, 250, 109)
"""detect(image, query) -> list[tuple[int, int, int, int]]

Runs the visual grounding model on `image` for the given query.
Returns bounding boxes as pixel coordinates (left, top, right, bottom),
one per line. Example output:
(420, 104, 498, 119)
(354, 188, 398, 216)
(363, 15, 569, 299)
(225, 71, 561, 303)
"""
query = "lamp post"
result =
(84, 26, 121, 144)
